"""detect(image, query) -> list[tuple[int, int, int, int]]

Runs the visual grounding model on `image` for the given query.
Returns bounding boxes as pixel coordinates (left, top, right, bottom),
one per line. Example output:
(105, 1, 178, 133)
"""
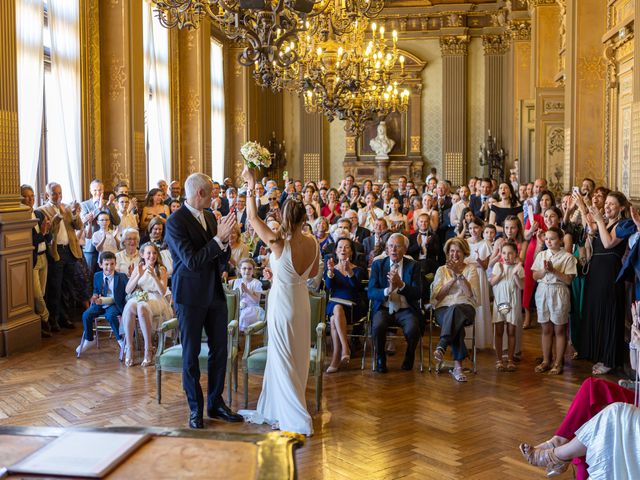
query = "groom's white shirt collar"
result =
(184, 200, 202, 220)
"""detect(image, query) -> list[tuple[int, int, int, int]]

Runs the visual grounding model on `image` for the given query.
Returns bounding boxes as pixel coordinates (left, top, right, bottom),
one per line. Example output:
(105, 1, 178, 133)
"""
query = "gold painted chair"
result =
(242, 291, 326, 412)
(155, 289, 240, 405)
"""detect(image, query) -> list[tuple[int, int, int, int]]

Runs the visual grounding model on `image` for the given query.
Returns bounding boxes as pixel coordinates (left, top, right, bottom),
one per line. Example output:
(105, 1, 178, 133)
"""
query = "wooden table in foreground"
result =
(0, 426, 303, 479)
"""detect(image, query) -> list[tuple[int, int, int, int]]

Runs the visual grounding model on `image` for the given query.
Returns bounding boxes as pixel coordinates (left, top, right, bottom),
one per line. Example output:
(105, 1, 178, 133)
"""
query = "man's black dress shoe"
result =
(49, 321, 61, 333)
(401, 356, 414, 371)
(375, 357, 388, 374)
(59, 319, 75, 329)
(189, 411, 204, 429)
(207, 403, 244, 423)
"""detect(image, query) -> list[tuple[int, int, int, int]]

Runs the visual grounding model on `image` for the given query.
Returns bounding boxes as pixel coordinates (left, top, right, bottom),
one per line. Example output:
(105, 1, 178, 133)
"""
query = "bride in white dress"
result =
(240, 166, 320, 436)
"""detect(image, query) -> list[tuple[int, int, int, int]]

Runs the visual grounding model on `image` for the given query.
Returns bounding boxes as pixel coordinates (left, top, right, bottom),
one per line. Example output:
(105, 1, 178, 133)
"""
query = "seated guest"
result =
(231, 258, 264, 332)
(358, 192, 385, 231)
(348, 185, 365, 210)
(115, 194, 138, 236)
(258, 191, 282, 223)
(430, 237, 480, 382)
(412, 193, 439, 233)
(315, 217, 334, 257)
(253, 219, 281, 267)
(368, 233, 423, 373)
(142, 216, 165, 247)
(90, 211, 120, 262)
(321, 188, 341, 223)
(164, 180, 185, 206)
(76, 252, 127, 355)
(122, 242, 173, 367)
(305, 203, 319, 233)
(385, 197, 409, 233)
(324, 238, 366, 373)
(116, 228, 140, 276)
(235, 194, 248, 232)
(344, 209, 370, 244)
(140, 188, 169, 232)
(323, 218, 366, 268)
(210, 181, 230, 216)
(363, 218, 391, 267)
(169, 199, 181, 214)
(227, 224, 250, 278)
(405, 195, 423, 234)
(407, 212, 441, 277)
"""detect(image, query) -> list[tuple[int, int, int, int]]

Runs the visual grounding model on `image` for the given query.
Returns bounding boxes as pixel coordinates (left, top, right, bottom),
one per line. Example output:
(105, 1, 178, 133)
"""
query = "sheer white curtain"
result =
(46, 0, 81, 201)
(210, 39, 225, 182)
(16, 0, 44, 191)
(143, 0, 171, 189)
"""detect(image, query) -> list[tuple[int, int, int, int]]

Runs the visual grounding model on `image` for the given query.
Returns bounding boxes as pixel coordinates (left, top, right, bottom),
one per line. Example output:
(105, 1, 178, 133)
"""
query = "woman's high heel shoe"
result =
(140, 348, 153, 368)
(519, 443, 569, 478)
(124, 346, 134, 368)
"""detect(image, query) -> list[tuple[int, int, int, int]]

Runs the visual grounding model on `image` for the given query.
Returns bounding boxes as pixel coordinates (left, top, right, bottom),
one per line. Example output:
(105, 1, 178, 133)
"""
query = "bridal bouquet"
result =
(240, 141, 272, 169)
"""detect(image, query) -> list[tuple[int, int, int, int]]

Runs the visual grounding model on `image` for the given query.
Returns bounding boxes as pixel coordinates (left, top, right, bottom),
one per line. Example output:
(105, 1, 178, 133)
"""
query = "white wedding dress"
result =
(241, 239, 317, 436)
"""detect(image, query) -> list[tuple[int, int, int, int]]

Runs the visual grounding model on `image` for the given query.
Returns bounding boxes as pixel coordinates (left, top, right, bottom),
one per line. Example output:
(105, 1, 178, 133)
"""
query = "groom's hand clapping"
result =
(217, 212, 237, 243)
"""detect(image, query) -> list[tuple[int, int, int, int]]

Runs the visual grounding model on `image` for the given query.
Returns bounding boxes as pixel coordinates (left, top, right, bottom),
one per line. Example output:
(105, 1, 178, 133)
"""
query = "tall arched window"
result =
(143, 0, 171, 189)
(210, 38, 225, 182)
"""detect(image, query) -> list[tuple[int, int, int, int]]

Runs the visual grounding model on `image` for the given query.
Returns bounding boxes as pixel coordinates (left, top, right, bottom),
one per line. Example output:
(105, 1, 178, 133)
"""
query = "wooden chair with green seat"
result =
(154, 289, 240, 405)
(242, 290, 327, 412)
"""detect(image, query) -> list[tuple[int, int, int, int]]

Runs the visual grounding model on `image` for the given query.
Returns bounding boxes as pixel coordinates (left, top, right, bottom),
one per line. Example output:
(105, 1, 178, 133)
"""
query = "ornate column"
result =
(178, 21, 211, 179)
(563, 0, 607, 187)
(440, 35, 470, 187)
(482, 34, 511, 148)
(99, 0, 145, 194)
(0, 0, 40, 355)
(225, 46, 249, 182)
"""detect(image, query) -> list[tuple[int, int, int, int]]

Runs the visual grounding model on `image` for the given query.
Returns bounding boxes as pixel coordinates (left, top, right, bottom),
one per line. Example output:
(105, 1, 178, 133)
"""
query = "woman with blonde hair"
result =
(240, 165, 320, 436)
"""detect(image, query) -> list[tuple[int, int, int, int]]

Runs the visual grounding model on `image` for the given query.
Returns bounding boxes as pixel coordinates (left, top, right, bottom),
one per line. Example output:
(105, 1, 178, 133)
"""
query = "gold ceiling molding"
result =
(440, 35, 470, 56)
(482, 34, 511, 55)
(525, 0, 558, 9)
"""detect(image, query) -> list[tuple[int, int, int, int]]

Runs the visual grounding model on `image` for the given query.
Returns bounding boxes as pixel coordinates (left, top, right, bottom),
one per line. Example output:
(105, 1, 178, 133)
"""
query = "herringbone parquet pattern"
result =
(0, 326, 603, 479)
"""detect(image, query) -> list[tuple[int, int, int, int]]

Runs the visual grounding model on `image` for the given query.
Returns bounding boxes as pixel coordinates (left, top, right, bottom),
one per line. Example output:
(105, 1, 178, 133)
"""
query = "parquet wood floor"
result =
(0, 324, 612, 479)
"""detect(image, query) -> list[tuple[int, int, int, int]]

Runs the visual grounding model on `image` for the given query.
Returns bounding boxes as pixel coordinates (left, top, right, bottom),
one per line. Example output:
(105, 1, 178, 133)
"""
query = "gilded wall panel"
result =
(631, 102, 640, 199)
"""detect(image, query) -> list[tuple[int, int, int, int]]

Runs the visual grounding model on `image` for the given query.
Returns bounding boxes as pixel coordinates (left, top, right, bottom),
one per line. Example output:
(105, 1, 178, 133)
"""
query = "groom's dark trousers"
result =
(165, 204, 230, 414)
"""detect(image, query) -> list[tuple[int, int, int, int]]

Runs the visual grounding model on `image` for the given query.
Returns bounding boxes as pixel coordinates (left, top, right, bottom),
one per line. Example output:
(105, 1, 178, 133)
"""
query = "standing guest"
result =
(368, 234, 423, 373)
(488, 182, 524, 234)
(115, 194, 138, 236)
(305, 203, 319, 233)
(465, 217, 492, 349)
(157, 179, 169, 201)
(321, 188, 341, 223)
(434, 181, 453, 245)
(518, 184, 528, 204)
(385, 197, 408, 233)
(116, 228, 140, 276)
(543, 206, 574, 253)
(169, 199, 182, 214)
(325, 238, 365, 373)
(164, 172, 241, 428)
(531, 227, 577, 375)
(449, 186, 471, 236)
(425, 177, 438, 195)
(302, 185, 321, 216)
(258, 192, 282, 223)
(210, 181, 230, 216)
(580, 192, 630, 375)
(430, 237, 480, 382)
(226, 187, 238, 209)
(523, 177, 548, 225)
(348, 185, 364, 210)
(376, 186, 395, 215)
(338, 174, 355, 199)
(228, 224, 250, 275)
(522, 190, 555, 328)
(408, 213, 441, 296)
(235, 194, 248, 232)
(164, 180, 185, 206)
(425, 167, 438, 184)
(469, 178, 493, 221)
(362, 179, 373, 196)
(143, 216, 166, 248)
(358, 192, 385, 231)
(76, 251, 127, 356)
(22, 185, 52, 337)
(90, 211, 120, 261)
(455, 207, 474, 239)
(490, 241, 524, 372)
(231, 258, 264, 332)
(140, 188, 169, 232)
(38, 182, 82, 331)
(81, 179, 121, 270)
(113, 181, 138, 216)
(393, 176, 409, 205)
(405, 196, 423, 235)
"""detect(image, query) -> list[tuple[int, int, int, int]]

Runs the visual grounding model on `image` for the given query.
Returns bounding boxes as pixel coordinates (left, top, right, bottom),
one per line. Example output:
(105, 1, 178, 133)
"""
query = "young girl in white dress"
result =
(231, 258, 265, 332)
(465, 216, 492, 349)
(489, 241, 524, 372)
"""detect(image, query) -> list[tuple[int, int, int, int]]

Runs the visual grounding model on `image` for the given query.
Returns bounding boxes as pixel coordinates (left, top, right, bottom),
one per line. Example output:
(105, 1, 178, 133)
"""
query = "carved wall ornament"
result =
(446, 13, 464, 28)
(547, 128, 564, 155)
(410, 136, 421, 152)
(346, 136, 356, 154)
(491, 9, 507, 27)
(526, 0, 558, 9)
(508, 19, 531, 41)
(577, 52, 606, 91)
(482, 35, 511, 55)
(543, 100, 564, 114)
(233, 109, 246, 134)
(108, 55, 126, 101)
(185, 89, 201, 121)
(110, 149, 123, 186)
(187, 155, 197, 175)
(439, 35, 470, 56)
(0, 111, 20, 197)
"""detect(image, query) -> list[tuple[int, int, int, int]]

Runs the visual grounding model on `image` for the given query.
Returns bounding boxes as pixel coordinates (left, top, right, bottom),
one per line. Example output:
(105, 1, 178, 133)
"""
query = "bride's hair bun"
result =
(280, 198, 306, 239)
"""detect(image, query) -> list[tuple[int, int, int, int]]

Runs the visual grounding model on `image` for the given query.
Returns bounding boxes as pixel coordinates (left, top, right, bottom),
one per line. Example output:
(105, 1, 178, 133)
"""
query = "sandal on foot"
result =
(549, 363, 563, 375)
(495, 360, 505, 372)
(450, 367, 467, 382)
(519, 444, 569, 477)
(506, 360, 517, 372)
(434, 347, 445, 371)
(535, 436, 567, 450)
(534, 362, 551, 373)
(592, 364, 612, 376)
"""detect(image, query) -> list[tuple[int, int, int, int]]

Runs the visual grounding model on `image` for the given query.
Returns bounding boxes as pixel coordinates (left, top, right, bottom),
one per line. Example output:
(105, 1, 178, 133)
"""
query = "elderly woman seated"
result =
(115, 227, 140, 276)
(430, 237, 480, 382)
(324, 237, 366, 373)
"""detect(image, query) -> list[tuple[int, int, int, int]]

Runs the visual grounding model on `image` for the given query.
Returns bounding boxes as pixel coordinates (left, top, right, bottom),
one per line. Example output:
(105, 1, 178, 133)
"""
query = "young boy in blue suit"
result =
(76, 251, 128, 355)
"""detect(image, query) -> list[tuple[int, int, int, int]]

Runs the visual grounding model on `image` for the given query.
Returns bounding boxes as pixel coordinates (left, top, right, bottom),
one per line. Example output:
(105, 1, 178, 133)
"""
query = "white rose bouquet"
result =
(240, 141, 272, 169)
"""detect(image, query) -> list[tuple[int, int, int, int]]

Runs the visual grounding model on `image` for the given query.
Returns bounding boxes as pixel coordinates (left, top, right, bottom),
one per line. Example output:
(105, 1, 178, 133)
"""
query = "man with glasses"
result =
(259, 192, 281, 223)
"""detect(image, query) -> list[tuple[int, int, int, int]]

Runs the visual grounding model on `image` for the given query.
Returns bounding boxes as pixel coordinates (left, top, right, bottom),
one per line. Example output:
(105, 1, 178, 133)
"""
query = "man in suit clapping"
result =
(165, 173, 242, 429)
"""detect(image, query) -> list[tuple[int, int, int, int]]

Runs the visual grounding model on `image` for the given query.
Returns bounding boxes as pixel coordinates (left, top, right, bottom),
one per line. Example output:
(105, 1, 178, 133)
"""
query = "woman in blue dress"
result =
(324, 237, 365, 373)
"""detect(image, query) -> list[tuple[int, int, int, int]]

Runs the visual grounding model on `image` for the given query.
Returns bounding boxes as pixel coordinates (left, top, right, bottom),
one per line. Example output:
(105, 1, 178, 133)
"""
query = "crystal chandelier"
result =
(282, 20, 410, 135)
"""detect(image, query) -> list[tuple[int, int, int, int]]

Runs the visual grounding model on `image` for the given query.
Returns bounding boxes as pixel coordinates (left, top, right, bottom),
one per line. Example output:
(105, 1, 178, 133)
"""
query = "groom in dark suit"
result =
(165, 173, 243, 428)
(368, 233, 423, 373)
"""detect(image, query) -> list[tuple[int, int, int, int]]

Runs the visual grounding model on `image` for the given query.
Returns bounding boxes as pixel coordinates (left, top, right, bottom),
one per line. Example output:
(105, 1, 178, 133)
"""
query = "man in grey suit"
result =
(80, 179, 120, 270)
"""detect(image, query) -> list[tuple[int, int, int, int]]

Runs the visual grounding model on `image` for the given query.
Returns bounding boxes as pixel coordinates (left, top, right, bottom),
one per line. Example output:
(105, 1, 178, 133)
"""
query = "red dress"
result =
(523, 214, 546, 310)
(320, 203, 340, 223)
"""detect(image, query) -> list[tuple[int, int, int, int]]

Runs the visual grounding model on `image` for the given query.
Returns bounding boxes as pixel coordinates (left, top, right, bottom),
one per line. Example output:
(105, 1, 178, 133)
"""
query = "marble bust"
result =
(369, 121, 395, 159)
